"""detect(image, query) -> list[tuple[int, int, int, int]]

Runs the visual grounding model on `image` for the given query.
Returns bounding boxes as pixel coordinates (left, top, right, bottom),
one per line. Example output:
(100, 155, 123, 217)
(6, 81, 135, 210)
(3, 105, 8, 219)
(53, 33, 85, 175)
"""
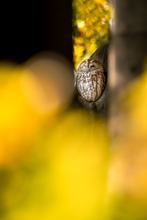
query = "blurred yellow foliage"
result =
(73, 0, 111, 67)
(125, 72, 147, 138)
(48, 111, 110, 220)
(0, 62, 147, 220)
(0, 110, 110, 220)
(0, 65, 44, 166)
(0, 58, 73, 166)
(108, 68, 147, 219)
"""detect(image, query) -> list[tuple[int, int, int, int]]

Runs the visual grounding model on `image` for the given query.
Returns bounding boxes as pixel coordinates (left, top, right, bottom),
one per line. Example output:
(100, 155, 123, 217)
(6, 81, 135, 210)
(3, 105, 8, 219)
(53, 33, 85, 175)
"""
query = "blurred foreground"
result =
(0, 55, 147, 220)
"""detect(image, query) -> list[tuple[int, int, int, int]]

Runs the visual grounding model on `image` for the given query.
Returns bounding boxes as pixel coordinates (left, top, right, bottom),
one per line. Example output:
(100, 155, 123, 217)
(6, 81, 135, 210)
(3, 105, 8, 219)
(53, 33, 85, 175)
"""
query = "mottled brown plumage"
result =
(74, 43, 108, 114)
(75, 59, 106, 102)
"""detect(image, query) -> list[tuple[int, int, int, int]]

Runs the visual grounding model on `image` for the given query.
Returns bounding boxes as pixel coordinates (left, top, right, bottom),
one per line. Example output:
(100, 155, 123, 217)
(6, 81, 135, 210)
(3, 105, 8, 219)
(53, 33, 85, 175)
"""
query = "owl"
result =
(75, 58, 106, 102)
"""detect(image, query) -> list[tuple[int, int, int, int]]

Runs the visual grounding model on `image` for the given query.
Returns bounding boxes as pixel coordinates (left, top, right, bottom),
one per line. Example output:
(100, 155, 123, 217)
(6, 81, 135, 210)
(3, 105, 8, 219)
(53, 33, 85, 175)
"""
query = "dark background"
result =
(0, 0, 72, 63)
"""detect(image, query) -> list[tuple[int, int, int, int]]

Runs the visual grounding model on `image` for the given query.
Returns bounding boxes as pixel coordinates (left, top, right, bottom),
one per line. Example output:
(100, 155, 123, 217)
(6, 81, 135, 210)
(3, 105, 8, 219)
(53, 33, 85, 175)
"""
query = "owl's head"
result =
(75, 59, 106, 102)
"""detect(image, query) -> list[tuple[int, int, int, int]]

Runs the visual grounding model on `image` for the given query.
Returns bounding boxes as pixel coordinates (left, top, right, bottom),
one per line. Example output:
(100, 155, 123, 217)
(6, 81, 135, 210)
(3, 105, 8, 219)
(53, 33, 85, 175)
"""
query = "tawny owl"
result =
(74, 42, 108, 112)
(75, 59, 106, 102)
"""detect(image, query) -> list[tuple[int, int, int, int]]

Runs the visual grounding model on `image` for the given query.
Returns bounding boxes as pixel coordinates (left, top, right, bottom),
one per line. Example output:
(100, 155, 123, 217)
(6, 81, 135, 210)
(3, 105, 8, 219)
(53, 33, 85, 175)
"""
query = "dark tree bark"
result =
(109, 0, 147, 136)
(109, 0, 147, 91)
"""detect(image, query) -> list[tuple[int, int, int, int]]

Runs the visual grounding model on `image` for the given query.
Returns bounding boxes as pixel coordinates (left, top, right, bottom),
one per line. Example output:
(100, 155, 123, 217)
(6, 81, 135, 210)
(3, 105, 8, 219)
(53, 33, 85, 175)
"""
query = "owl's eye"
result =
(90, 64, 96, 68)
(89, 62, 98, 69)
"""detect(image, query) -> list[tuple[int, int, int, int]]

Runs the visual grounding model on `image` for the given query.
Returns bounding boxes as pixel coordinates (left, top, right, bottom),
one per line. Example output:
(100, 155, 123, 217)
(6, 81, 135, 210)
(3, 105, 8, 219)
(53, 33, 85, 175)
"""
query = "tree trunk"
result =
(109, 0, 147, 136)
